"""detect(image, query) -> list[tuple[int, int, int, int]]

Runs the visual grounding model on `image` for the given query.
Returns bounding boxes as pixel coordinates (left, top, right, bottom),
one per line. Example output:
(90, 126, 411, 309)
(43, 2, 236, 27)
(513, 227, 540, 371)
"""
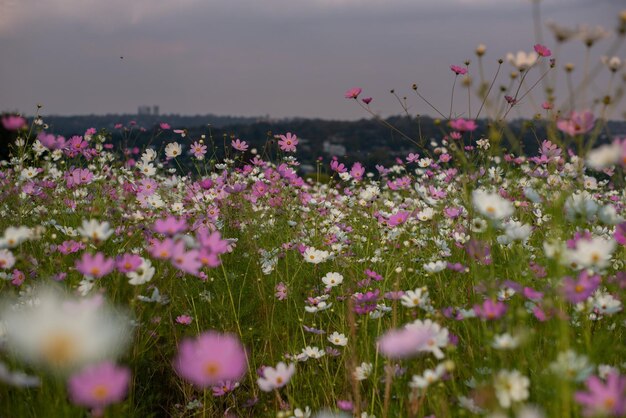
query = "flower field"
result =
(2, 12, 626, 418)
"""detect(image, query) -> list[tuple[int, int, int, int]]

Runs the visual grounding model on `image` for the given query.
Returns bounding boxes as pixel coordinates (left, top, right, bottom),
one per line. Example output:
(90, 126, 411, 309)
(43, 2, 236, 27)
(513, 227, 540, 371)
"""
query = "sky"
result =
(0, 0, 623, 120)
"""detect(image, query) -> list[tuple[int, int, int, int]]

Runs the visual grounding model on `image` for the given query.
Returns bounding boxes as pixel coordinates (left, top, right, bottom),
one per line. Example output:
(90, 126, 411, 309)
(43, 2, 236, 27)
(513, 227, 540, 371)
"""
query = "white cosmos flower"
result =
(303, 247, 330, 264)
(126, 258, 155, 286)
(401, 287, 430, 309)
(165, 142, 182, 159)
(322, 272, 344, 287)
(300, 346, 325, 360)
(492, 333, 520, 350)
(20, 167, 39, 180)
(137, 161, 156, 176)
(423, 260, 447, 273)
(506, 50, 538, 70)
(565, 236, 615, 271)
(586, 141, 622, 170)
(354, 362, 373, 381)
(0, 287, 131, 373)
(76, 219, 113, 242)
(141, 148, 157, 162)
(0, 226, 32, 249)
(494, 369, 530, 408)
(405, 319, 449, 359)
(327, 332, 348, 346)
(472, 189, 514, 220)
(0, 249, 16, 270)
(257, 362, 295, 392)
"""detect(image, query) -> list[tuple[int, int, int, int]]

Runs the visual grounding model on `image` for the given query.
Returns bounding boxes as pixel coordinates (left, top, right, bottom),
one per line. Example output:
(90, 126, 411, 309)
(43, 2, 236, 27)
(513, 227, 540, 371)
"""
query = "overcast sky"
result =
(0, 0, 623, 120)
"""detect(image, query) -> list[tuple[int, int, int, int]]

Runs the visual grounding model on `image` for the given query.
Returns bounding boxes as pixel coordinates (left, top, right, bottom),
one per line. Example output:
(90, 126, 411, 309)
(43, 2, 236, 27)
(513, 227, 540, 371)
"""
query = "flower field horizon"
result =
(2, 7, 626, 418)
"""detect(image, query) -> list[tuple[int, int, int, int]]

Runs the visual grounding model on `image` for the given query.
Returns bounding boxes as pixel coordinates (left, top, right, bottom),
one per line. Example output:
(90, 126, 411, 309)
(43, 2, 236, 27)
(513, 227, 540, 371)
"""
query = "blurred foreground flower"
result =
(68, 361, 130, 412)
(557, 110, 595, 136)
(174, 331, 247, 388)
(575, 372, 626, 417)
(0, 287, 131, 372)
(1, 115, 26, 131)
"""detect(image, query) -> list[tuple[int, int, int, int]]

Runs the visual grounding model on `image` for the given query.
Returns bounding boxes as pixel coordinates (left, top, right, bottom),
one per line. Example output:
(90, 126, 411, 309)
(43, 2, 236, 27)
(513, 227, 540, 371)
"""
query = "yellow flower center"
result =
(42, 332, 76, 367)
(204, 361, 220, 377)
(91, 385, 109, 400)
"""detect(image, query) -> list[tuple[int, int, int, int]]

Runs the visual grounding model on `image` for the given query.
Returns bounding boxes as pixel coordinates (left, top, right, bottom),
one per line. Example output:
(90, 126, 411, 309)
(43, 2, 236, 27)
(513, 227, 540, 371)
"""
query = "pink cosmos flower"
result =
(115, 254, 142, 273)
(231, 139, 249, 152)
(277, 133, 299, 152)
(561, 271, 601, 304)
(387, 211, 410, 227)
(473, 299, 507, 320)
(75, 252, 115, 279)
(275, 282, 288, 300)
(149, 238, 176, 260)
(542, 101, 554, 110)
(1, 115, 26, 131)
(211, 380, 239, 397)
(557, 110, 595, 136)
(11, 269, 25, 286)
(38, 132, 66, 150)
(350, 162, 365, 181)
(344, 87, 362, 99)
(67, 361, 130, 411)
(173, 331, 248, 388)
(377, 326, 431, 359)
(159, 122, 171, 130)
(176, 315, 193, 325)
(449, 118, 477, 132)
(330, 159, 347, 173)
(191, 141, 207, 159)
(171, 248, 202, 276)
(362, 97, 372, 104)
(614, 222, 626, 246)
(533, 43, 552, 57)
(153, 216, 187, 235)
(450, 65, 467, 75)
(575, 372, 626, 417)
(66, 168, 94, 188)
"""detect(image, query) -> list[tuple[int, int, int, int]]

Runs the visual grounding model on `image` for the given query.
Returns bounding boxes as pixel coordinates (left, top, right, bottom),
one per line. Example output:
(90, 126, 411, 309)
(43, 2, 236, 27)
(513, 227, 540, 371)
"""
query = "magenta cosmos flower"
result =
(68, 361, 130, 410)
(450, 65, 467, 75)
(557, 110, 595, 136)
(344, 87, 362, 99)
(533, 43, 552, 57)
(575, 372, 626, 417)
(174, 331, 248, 388)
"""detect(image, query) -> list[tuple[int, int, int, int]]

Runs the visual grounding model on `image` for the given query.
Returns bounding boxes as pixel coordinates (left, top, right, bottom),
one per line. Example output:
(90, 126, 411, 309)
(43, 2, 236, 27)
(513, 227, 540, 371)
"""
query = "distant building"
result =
(323, 140, 346, 157)
(137, 105, 160, 116)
